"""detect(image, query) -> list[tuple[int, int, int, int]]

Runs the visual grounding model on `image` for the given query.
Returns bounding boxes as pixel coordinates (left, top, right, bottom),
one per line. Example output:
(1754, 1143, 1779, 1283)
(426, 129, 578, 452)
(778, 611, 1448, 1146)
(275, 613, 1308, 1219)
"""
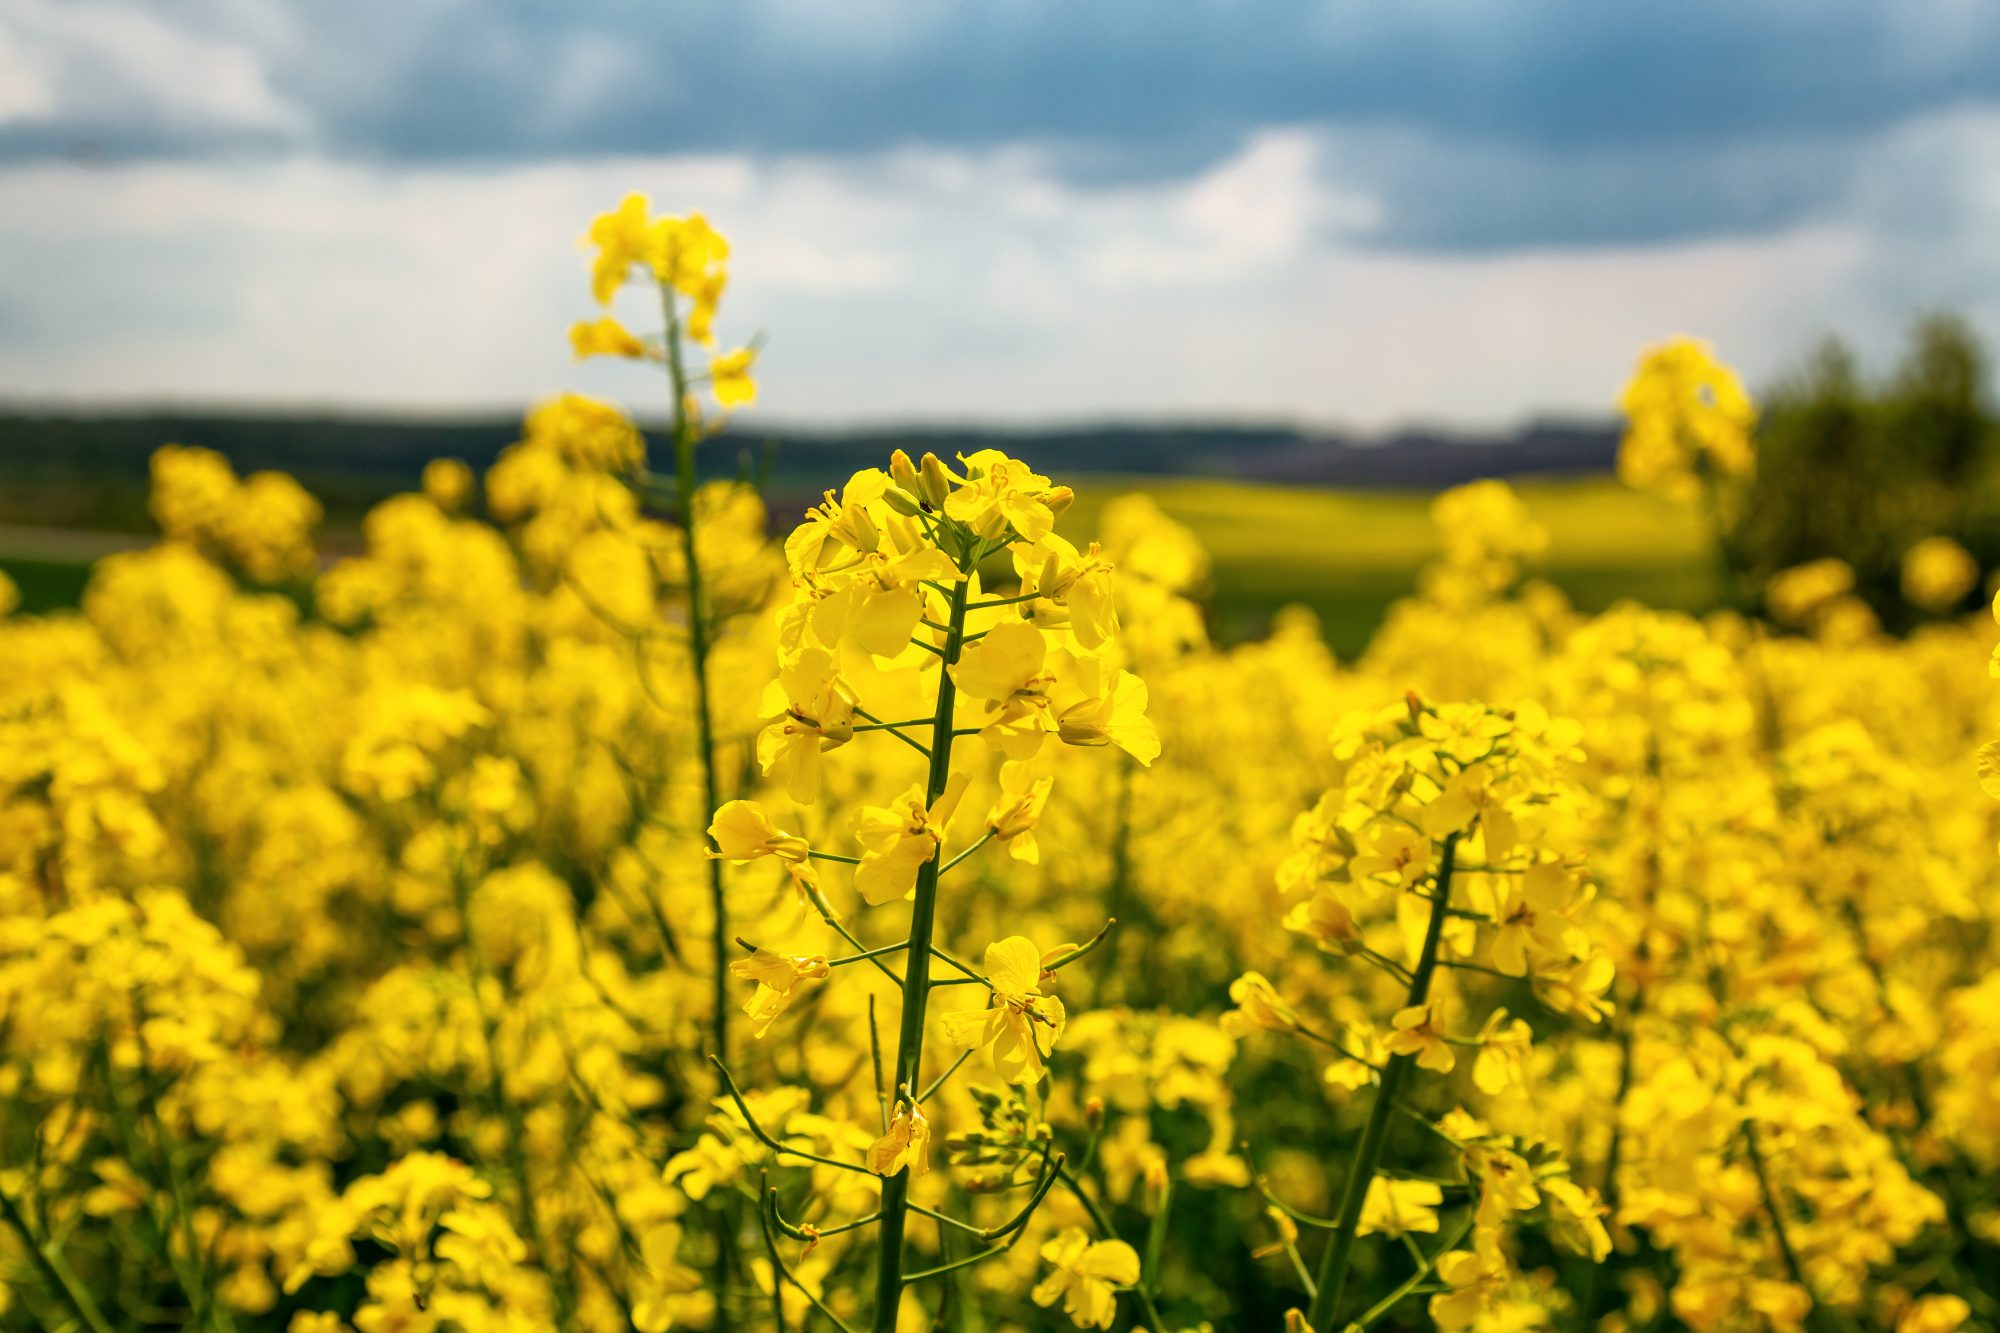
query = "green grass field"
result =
(0, 474, 1710, 656)
(1060, 473, 1712, 655)
(0, 523, 141, 615)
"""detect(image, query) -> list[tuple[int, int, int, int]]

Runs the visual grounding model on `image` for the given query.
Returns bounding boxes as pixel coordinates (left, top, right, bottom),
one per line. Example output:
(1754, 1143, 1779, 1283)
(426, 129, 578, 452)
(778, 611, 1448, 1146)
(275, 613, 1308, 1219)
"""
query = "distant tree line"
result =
(1733, 313, 2000, 627)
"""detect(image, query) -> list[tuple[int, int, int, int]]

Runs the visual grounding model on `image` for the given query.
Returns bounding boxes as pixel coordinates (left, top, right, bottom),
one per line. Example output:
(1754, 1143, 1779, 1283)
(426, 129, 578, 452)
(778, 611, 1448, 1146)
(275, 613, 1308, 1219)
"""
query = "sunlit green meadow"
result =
(1058, 473, 1710, 653)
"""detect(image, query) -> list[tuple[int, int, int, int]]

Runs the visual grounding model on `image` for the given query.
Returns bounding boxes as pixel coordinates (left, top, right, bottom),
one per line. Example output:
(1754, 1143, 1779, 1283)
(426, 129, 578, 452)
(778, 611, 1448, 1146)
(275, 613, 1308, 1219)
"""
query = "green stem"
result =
(1744, 1118, 1853, 1333)
(939, 831, 994, 876)
(1574, 979, 1642, 1331)
(661, 277, 742, 1331)
(1055, 1162, 1116, 1240)
(1053, 1165, 1164, 1328)
(94, 1042, 223, 1330)
(709, 1056, 874, 1178)
(128, 1016, 236, 1333)
(1352, 1213, 1474, 1331)
(0, 1186, 116, 1333)
(1833, 901, 1999, 1295)
(1696, 462, 1743, 613)
(759, 1187, 862, 1333)
(871, 572, 971, 1332)
(1107, 757, 1138, 993)
(1304, 834, 1459, 1331)
(451, 860, 576, 1332)
(917, 1049, 973, 1104)
(660, 282, 730, 1065)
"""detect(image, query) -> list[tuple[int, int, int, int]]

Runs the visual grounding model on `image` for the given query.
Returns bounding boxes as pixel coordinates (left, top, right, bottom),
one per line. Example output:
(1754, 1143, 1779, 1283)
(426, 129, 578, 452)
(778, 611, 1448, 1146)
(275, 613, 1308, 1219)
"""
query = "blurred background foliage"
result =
(1736, 313, 2000, 628)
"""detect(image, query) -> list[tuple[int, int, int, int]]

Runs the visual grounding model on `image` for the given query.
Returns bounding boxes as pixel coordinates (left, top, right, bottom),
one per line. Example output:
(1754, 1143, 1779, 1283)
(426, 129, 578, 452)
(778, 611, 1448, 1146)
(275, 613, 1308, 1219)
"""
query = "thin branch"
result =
(1357, 947, 1416, 985)
(758, 1186, 861, 1333)
(939, 832, 995, 877)
(807, 850, 862, 866)
(831, 941, 912, 969)
(853, 708, 932, 759)
(766, 1191, 883, 1242)
(1351, 1213, 1475, 1331)
(1055, 1162, 1117, 1240)
(820, 916, 905, 988)
(868, 996, 889, 1133)
(900, 1242, 1015, 1284)
(1293, 1022, 1384, 1070)
(1253, 1172, 1343, 1231)
(1441, 960, 1520, 982)
(709, 1055, 875, 1177)
(918, 1049, 974, 1104)
(967, 591, 1041, 610)
(929, 946, 990, 986)
(1045, 918, 1118, 973)
(0, 1187, 115, 1333)
(909, 1202, 987, 1236)
(1392, 1101, 1467, 1149)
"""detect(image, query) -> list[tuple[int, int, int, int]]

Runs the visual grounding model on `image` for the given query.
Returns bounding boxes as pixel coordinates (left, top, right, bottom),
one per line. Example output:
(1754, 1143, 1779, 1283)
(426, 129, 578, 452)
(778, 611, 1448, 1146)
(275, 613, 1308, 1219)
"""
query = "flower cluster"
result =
(703, 442, 1167, 1329)
(1617, 335, 1758, 501)
(1234, 692, 1614, 1330)
(0, 208, 1993, 1333)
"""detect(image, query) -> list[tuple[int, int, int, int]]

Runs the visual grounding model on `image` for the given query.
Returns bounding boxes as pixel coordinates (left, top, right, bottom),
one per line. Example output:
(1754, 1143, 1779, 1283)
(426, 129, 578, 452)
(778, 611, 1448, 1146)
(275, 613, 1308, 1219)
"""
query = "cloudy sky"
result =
(3, 1, 1999, 429)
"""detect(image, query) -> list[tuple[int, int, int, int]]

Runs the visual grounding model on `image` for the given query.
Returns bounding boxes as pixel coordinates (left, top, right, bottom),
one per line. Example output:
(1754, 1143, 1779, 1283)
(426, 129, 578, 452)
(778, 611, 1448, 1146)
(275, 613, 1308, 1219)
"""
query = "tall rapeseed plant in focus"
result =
(569, 194, 768, 1065)
(707, 453, 1160, 1329)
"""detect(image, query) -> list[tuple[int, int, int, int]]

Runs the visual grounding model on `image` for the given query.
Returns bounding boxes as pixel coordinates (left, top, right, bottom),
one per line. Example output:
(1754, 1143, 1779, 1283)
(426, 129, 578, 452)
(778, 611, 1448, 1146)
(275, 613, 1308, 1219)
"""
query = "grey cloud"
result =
(5, 1, 2000, 253)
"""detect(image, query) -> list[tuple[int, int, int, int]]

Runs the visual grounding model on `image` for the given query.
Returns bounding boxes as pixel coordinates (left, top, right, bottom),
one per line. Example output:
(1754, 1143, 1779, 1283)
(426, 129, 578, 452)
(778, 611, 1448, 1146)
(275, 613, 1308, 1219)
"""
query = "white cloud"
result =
(0, 0, 305, 140)
(0, 23, 54, 124)
(0, 110, 1995, 428)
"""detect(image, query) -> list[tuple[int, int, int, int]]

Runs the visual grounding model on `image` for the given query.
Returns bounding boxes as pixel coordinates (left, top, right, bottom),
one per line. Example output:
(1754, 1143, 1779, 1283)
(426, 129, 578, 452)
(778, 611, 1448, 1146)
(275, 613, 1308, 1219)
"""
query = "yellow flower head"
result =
(1617, 335, 1757, 500)
(851, 774, 970, 906)
(943, 450, 1065, 542)
(1051, 651, 1160, 766)
(1032, 1227, 1140, 1329)
(570, 315, 648, 361)
(953, 621, 1059, 760)
(729, 949, 829, 1038)
(585, 192, 656, 305)
(941, 936, 1067, 1085)
(865, 1098, 931, 1179)
(1358, 1177, 1443, 1238)
(1385, 1003, 1455, 1073)
(707, 801, 812, 864)
(1016, 534, 1121, 651)
(709, 346, 758, 408)
(986, 760, 1053, 863)
(1219, 971, 1301, 1037)
(756, 646, 857, 804)
(1902, 535, 1979, 612)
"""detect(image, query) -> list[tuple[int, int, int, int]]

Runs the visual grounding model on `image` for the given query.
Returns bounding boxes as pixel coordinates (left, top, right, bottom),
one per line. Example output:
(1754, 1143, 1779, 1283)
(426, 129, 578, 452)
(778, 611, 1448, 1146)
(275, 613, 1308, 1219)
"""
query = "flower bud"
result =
(918, 453, 952, 508)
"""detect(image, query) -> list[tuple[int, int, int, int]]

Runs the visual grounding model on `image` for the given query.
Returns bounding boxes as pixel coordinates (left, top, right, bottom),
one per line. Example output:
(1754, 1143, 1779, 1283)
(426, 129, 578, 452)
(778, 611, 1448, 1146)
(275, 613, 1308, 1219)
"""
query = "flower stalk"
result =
(872, 570, 972, 1330)
(659, 279, 732, 1065)
(0, 1185, 115, 1333)
(1305, 834, 1459, 1330)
